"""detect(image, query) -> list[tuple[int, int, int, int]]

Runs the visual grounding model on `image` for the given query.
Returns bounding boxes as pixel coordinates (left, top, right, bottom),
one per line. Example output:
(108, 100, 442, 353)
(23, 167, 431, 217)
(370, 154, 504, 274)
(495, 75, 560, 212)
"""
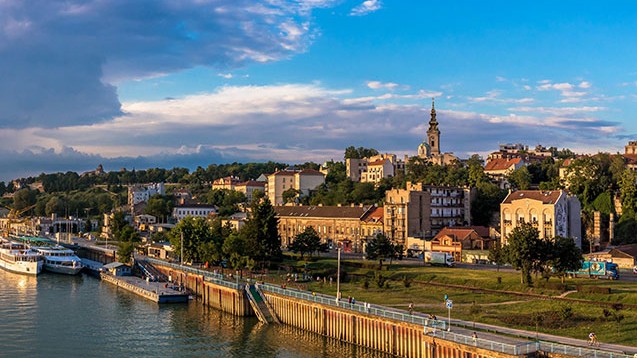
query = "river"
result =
(0, 269, 392, 357)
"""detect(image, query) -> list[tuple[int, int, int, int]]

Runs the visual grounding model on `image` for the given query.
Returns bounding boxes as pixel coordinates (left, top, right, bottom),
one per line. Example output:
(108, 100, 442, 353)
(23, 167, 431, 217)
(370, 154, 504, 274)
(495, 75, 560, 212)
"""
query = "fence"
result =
(147, 259, 636, 358)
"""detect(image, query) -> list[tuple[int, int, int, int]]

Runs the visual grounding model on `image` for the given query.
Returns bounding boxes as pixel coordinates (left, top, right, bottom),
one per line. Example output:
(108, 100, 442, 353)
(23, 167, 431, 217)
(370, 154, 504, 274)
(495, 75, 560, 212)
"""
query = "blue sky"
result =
(1, 0, 637, 181)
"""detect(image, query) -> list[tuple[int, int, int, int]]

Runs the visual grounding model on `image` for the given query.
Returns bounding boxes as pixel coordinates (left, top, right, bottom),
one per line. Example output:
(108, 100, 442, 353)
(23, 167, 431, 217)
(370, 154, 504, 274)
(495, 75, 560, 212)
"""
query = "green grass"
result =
(271, 258, 637, 347)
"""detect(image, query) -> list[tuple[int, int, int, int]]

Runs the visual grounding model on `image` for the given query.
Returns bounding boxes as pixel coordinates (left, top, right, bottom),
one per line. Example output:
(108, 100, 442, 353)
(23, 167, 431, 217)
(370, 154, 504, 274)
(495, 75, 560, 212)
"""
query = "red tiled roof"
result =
(361, 207, 384, 223)
(272, 170, 296, 176)
(484, 158, 522, 171)
(502, 190, 563, 204)
(434, 227, 476, 241)
(367, 159, 389, 166)
(236, 180, 266, 187)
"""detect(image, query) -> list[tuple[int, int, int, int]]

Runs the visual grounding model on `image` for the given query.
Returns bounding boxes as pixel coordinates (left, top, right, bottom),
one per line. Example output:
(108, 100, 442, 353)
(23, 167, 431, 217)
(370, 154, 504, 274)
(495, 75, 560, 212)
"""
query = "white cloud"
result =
(468, 90, 534, 104)
(350, 0, 381, 16)
(366, 81, 400, 90)
(218, 73, 233, 79)
(0, 0, 333, 128)
(578, 81, 592, 89)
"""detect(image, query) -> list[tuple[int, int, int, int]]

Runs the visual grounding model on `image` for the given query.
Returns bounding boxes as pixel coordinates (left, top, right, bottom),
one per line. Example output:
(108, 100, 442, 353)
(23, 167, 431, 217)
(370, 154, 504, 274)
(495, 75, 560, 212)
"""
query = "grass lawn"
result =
(272, 256, 637, 346)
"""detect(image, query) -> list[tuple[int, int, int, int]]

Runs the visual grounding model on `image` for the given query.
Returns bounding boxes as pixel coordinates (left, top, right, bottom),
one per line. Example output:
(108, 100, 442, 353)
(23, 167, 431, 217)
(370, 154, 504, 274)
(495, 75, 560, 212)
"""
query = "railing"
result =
(537, 341, 635, 358)
(146, 258, 637, 358)
(146, 258, 244, 290)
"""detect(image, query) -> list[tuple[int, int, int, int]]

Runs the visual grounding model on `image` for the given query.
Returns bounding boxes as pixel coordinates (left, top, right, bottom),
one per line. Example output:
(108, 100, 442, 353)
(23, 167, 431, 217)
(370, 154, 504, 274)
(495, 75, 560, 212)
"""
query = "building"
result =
(488, 144, 553, 163)
(128, 183, 165, 207)
(423, 185, 474, 236)
(417, 99, 458, 166)
(426, 226, 495, 262)
(384, 183, 431, 246)
(275, 205, 375, 253)
(623, 141, 637, 171)
(586, 243, 637, 269)
(103, 262, 131, 276)
(346, 153, 407, 183)
(172, 204, 217, 222)
(360, 206, 384, 241)
(221, 212, 248, 232)
(500, 190, 582, 247)
(211, 176, 241, 191)
(267, 169, 325, 206)
(484, 158, 525, 188)
(234, 180, 266, 202)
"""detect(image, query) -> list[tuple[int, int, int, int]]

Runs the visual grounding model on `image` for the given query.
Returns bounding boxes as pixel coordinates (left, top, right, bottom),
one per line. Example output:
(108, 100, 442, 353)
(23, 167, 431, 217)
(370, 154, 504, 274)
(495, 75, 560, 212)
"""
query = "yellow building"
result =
(500, 190, 581, 247)
(384, 183, 431, 246)
(267, 169, 325, 205)
(275, 205, 377, 253)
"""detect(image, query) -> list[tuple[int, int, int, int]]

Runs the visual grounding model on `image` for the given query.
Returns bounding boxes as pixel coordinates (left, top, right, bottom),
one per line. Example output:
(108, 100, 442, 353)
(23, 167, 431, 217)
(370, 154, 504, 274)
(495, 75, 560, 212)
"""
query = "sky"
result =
(1, 0, 637, 182)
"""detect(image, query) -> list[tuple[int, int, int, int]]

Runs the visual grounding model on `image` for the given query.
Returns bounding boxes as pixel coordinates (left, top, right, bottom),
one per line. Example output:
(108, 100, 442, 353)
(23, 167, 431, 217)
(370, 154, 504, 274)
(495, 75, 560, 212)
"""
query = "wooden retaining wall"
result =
(153, 264, 252, 316)
(151, 264, 538, 358)
(262, 292, 531, 358)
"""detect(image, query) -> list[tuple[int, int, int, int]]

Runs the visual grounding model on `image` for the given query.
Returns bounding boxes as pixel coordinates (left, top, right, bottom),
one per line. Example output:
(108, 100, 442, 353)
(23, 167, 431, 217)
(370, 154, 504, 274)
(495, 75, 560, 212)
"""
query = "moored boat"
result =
(32, 245, 83, 275)
(0, 239, 43, 275)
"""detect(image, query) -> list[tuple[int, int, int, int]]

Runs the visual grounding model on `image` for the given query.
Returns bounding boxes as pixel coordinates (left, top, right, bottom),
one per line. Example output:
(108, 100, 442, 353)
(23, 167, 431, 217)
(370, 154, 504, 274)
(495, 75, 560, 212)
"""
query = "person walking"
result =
(472, 332, 478, 346)
(408, 302, 414, 315)
(588, 332, 599, 347)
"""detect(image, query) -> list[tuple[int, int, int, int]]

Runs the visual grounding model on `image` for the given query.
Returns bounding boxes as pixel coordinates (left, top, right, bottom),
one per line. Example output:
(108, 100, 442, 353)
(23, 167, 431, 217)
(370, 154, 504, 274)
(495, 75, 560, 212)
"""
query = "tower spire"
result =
(428, 98, 438, 131)
(426, 98, 440, 156)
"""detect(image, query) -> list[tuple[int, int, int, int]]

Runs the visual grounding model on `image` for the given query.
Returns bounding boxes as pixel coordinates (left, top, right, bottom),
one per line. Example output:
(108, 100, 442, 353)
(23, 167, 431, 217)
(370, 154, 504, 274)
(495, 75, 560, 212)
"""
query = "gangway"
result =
(245, 284, 279, 324)
(136, 259, 168, 282)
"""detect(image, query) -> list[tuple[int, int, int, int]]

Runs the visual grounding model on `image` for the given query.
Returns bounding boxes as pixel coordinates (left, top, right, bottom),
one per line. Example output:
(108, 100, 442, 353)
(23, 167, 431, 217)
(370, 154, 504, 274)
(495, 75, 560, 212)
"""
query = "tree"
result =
(282, 188, 300, 204)
(109, 211, 129, 240)
(503, 223, 544, 285)
(13, 189, 37, 212)
(169, 217, 215, 264)
(619, 169, 637, 218)
(487, 240, 506, 272)
(241, 197, 281, 266)
(471, 181, 507, 226)
(289, 227, 327, 259)
(548, 236, 583, 283)
(365, 233, 398, 270)
(344, 146, 378, 159)
(144, 194, 173, 223)
(507, 166, 532, 190)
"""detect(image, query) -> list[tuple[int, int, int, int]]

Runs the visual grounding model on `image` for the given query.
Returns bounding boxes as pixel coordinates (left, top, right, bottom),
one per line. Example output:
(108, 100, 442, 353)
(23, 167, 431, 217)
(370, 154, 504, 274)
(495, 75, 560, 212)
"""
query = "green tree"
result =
(365, 233, 398, 270)
(144, 194, 173, 223)
(507, 166, 532, 190)
(487, 240, 506, 272)
(289, 227, 327, 259)
(503, 223, 543, 285)
(241, 198, 281, 266)
(548, 236, 583, 283)
(471, 181, 507, 226)
(619, 169, 637, 218)
(282, 187, 300, 204)
(344, 146, 379, 159)
(109, 211, 129, 240)
(13, 189, 37, 212)
(169, 217, 215, 264)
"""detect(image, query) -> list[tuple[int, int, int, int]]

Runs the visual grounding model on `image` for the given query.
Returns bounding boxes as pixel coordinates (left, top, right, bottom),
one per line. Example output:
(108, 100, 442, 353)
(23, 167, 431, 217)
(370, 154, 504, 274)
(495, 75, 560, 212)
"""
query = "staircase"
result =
(136, 259, 168, 282)
(245, 284, 279, 324)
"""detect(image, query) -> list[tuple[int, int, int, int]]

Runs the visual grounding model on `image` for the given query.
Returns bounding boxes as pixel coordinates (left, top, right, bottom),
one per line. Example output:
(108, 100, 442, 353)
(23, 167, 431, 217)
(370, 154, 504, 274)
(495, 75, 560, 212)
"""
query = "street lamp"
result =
(336, 245, 341, 305)
(180, 231, 184, 266)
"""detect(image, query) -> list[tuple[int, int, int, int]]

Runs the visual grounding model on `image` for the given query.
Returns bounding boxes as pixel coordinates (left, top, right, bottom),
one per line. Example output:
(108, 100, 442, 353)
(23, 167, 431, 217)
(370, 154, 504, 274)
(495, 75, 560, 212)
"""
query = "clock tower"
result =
(427, 98, 440, 156)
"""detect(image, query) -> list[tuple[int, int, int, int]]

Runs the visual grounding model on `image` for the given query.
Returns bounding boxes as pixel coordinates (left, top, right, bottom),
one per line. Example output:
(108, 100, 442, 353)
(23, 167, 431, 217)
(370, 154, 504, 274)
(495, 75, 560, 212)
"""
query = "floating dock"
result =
(100, 273, 189, 303)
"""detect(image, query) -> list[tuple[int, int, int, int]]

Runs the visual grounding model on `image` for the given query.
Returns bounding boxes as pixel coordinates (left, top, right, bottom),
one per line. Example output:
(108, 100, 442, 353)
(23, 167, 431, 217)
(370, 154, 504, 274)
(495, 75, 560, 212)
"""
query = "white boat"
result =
(32, 245, 83, 275)
(0, 239, 43, 275)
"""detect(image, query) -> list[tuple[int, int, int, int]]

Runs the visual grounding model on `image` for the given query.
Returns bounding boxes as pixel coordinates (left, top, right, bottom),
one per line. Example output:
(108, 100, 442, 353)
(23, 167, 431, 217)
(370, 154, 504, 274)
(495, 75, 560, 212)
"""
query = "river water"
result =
(0, 269, 391, 357)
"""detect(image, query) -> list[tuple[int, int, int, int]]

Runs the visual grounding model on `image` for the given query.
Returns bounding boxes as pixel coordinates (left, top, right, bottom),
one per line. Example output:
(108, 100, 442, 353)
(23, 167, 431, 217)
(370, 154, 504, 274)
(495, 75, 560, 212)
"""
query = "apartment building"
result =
(500, 190, 581, 247)
(267, 169, 325, 205)
(384, 183, 431, 246)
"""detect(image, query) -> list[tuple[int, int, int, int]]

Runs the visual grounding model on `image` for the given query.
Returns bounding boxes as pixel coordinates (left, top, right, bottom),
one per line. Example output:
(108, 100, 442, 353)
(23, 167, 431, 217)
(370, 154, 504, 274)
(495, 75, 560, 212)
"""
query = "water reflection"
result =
(0, 271, 394, 357)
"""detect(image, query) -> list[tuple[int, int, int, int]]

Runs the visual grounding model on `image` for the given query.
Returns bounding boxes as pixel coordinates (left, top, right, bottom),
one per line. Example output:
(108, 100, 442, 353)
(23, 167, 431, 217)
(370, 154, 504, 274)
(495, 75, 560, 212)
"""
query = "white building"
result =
(172, 204, 217, 222)
(128, 183, 165, 207)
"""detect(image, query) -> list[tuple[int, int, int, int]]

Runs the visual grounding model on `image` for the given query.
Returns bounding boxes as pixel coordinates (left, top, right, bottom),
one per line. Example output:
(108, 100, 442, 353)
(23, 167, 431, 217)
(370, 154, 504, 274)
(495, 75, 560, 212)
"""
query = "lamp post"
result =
(336, 245, 341, 305)
(180, 231, 184, 266)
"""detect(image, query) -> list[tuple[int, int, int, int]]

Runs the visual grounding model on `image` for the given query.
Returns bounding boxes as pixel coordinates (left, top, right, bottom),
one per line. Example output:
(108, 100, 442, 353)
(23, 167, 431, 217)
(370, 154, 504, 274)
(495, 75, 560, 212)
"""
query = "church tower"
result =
(427, 98, 440, 156)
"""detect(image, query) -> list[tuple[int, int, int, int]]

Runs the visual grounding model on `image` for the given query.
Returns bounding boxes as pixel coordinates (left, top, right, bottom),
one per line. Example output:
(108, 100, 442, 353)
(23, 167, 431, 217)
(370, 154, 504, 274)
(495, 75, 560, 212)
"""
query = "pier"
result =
(144, 258, 637, 358)
(100, 273, 189, 303)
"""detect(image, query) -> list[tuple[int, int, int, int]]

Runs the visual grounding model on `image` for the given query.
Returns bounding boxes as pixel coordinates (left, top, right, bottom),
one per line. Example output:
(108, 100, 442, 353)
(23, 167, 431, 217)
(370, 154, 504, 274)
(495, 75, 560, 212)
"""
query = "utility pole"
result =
(336, 246, 341, 305)
(180, 231, 184, 266)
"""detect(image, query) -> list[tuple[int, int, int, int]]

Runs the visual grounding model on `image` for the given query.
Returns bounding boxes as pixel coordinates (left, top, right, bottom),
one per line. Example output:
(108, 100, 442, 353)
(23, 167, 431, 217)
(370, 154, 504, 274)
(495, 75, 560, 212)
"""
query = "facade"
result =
(267, 169, 325, 206)
(426, 226, 495, 262)
(128, 183, 165, 207)
(211, 176, 241, 191)
(384, 183, 431, 246)
(422, 185, 474, 236)
(172, 204, 217, 222)
(346, 153, 406, 183)
(417, 99, 458, 166)
(221, 212, 248, 232)
(235, 180, 266, 202)
(623, 141, 637, 171)
(275, 205, 375, 253)
(484, 158, 525, 188)
(500, 190, 582, 247)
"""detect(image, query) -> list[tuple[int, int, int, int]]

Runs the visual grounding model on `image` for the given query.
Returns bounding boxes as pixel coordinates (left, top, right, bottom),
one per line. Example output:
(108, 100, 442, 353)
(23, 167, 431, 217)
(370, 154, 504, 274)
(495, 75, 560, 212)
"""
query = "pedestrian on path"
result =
(472, 332, 478, 346)
(408, 302, 414, 315)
